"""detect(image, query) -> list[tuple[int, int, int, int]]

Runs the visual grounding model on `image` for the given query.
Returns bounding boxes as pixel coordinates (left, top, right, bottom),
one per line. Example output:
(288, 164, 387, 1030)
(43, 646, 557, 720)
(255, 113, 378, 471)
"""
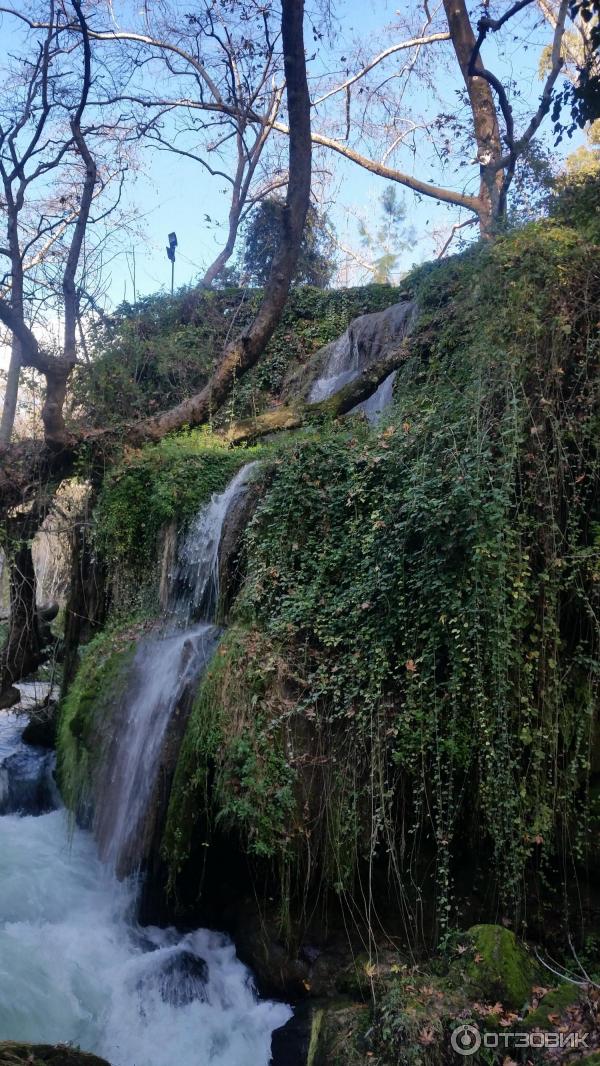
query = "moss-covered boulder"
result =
(521, 981, 581, 1030)
(449, 924, 539, 1010)
(0, 1044, 110, 1066)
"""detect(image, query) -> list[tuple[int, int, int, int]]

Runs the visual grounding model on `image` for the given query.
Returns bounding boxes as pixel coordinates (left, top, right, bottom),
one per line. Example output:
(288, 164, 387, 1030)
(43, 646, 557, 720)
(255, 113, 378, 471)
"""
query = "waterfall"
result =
(93, 624, 220, 874)
(173, 461, 259, 624)
(0, 462, 293, 1066)
(92, 461, 258, 877)
(308, 299, 415, 422)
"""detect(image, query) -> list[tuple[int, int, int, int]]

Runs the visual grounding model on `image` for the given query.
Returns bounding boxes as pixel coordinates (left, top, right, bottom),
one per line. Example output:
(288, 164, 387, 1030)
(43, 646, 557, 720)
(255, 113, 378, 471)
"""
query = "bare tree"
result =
(0, 0, 131, 445)
(292, 0, 570, 237)
(0, 0, 312, 703)
(57, 1, 291, 288)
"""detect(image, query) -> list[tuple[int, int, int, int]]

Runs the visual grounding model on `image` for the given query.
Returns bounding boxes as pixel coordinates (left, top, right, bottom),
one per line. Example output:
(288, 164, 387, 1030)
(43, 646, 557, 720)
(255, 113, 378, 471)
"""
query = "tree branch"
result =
(274, 122, 481, 213)
(313, 33, 451, 106)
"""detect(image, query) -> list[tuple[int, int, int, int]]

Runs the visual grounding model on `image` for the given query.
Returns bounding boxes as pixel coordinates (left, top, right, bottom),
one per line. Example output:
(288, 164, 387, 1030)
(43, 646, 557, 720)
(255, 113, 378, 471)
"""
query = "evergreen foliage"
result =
(240, 197, 336, 288)
(165, 210, 599, 936)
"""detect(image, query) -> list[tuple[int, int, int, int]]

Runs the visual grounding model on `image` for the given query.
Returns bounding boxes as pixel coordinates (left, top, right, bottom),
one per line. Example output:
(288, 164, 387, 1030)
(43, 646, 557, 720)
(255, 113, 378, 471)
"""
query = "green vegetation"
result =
(164, 201, 599, 938)
(449, 926, 539, 1010)
(310, 925, 569, 1066)
(357, 184, 414, 282)
(163, 627, 297, 896)
(93, 430, 262, 574)
(521, 982, 580, 1030)
(240, 197, 336, 288)
(73, 284, 401, 429)
(57, 621, 143, 815)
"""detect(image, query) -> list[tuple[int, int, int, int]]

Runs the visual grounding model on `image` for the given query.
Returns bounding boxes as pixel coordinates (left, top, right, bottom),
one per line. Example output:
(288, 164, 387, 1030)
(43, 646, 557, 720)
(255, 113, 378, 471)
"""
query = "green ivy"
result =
(218, 219, 599, 932)
(93, 430, 264, 574)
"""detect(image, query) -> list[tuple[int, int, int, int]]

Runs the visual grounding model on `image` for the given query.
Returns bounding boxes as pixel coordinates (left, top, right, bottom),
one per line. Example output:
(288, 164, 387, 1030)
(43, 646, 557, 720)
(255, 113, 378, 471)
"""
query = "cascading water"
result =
(93, 460, 258, 876)
(93, 624, 220, 874)
(0, 463, 293, 1066)
(173, 462, 259, 624)
(308, 299, 415, 421)
(0, 809, 290, 1065)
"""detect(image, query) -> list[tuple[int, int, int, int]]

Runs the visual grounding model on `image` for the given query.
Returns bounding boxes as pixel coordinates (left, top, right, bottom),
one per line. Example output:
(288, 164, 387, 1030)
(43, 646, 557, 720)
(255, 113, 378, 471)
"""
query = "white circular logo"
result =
(451, 1024, 482, 1056)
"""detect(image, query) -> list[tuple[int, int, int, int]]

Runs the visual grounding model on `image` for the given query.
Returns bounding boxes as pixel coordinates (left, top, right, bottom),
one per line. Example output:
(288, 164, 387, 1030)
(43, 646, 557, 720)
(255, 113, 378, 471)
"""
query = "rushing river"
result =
(0, 711, 291, 1065)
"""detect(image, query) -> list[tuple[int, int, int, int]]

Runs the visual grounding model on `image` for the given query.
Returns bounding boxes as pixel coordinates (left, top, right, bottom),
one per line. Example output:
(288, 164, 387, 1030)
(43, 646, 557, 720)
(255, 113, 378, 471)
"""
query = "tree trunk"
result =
(131, 0, 312, 443)
(61, 505, 108, 695)
(199, 210, 241, 289)
(0, 540, 42, 708)
(0, 215, 25, 446)
(0, 336, 22, 446)
(442, 0, 505, 235)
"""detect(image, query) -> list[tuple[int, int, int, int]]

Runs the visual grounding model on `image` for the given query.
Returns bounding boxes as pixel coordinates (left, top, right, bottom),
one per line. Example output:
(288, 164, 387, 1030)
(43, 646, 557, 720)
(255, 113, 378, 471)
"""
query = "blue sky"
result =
(0, 0, 585, 308)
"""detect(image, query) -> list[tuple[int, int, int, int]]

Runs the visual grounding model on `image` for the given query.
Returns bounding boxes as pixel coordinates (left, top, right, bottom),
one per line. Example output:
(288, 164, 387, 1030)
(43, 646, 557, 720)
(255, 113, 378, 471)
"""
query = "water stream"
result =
(0, 463, 292, 1065)
(0, 806, 290, 1065)
(309, 299, 415, 421)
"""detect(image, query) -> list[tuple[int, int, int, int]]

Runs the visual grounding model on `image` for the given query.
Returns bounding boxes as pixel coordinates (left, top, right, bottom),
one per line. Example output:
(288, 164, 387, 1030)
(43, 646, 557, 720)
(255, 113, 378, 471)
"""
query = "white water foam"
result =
(0, 808, 291, 1065)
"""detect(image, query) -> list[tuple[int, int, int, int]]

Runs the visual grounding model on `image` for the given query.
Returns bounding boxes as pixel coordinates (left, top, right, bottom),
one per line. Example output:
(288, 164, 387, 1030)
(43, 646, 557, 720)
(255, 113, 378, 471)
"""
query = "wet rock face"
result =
(0, 749, 58, 816)
(135, 950, 209, 1006)
(232, 903, 381, 1001)
(22, 704, 57, 749)
(284, 300, 415, 405)
(0, 711, 59, 816)
(154, 950, 209, 1008)
(270, 1002, 313, 1066)
(0, 1044, 111, 1066)
(217, 478, 263, 620)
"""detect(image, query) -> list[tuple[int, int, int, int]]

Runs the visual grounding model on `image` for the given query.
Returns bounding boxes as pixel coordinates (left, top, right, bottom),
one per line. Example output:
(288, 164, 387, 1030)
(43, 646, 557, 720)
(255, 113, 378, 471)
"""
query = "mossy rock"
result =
(0, 1044, 110, 1066)
(335, 952, 407, 998)
(449, 925, 539, 1010)
(521, 982, 581, 1030)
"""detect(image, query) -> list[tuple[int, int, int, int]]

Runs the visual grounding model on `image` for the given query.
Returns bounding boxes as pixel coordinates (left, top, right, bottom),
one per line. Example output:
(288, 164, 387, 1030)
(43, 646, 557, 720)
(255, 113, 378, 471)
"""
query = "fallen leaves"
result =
(418, 1025, 437, 1045)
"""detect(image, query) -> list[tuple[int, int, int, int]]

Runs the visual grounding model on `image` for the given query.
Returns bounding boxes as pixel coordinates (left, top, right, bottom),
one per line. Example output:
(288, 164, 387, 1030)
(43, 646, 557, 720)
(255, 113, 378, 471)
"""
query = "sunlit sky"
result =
(0, 0, 586, 310)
